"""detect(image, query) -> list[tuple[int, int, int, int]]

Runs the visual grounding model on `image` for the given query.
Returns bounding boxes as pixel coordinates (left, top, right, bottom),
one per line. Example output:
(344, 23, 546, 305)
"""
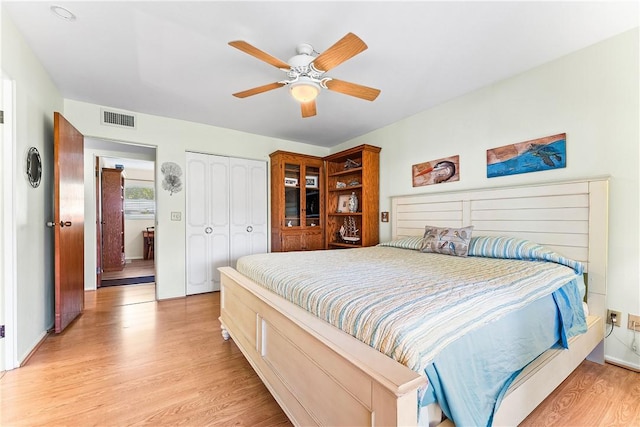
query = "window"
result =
(124, 180, 155, 219)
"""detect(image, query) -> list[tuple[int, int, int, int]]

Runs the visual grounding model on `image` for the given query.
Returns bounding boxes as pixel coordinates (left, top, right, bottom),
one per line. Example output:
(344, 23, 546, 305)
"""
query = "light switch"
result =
(171, 211, 182, 221)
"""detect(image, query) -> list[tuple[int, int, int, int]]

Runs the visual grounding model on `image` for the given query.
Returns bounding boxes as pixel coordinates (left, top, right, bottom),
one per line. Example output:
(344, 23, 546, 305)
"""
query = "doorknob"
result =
(47, 221, 72, 227)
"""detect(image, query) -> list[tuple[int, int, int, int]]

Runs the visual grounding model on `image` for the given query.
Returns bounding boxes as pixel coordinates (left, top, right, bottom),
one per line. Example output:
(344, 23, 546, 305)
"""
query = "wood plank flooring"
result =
(1, 285, 638, 426)
(520, 359, 640, 426)
(102, 259, 155, 281)
(1, 287, 291, 427)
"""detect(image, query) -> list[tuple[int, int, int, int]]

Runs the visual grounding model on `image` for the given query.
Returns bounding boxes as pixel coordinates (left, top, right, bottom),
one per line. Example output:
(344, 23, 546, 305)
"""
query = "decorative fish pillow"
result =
(420, 225, 474, 257)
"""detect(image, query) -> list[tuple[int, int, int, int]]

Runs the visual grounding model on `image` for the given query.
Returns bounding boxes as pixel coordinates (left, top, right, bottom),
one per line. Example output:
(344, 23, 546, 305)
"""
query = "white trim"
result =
(2, 73, 18, 370)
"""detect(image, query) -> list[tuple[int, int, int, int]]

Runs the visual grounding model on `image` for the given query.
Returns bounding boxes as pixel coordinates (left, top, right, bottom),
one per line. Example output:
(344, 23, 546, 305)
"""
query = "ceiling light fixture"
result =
(50, 5, 76, 21)
(289, 78, 320, 103)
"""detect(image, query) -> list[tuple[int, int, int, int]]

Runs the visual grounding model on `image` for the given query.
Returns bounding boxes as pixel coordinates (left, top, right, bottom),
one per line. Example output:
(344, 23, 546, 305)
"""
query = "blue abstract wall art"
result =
(486, 133, 566, 178)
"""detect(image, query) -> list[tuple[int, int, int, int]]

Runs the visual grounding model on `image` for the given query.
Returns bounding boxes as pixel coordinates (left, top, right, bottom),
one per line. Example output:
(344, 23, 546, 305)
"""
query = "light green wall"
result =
(335, 29, 639, 369)
(2, 10, 64, 363)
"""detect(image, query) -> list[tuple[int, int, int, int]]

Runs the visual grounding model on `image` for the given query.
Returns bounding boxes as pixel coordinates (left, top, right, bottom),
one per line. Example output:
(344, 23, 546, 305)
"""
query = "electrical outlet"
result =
(607, 310, 622, 327)
(628, 314, 640, 331)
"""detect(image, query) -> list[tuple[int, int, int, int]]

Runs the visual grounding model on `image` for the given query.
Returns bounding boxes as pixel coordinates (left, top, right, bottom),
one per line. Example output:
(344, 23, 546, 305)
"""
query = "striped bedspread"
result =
(236, 238, 582, 373)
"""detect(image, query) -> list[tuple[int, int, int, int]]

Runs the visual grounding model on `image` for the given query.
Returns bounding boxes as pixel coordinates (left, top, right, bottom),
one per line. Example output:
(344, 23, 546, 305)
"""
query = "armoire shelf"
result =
(323, 144, 381, 249)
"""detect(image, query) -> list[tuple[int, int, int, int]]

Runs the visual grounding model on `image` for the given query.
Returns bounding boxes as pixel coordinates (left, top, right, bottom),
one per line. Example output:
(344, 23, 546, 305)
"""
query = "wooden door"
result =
(101, 168, 125, 271)
(229, 158, 268, 268)
(53, 112, 84, 333)
(186, 152, 229, 294)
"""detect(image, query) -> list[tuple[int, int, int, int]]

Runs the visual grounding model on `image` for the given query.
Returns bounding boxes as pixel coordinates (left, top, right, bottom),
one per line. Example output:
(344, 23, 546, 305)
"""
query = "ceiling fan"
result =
(229, 33, 381, 118)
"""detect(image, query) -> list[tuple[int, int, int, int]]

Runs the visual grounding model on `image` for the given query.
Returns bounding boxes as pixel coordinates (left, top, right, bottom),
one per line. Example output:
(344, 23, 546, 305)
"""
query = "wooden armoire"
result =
(101, 167, 125, 271)
(269, 151, 324, 252)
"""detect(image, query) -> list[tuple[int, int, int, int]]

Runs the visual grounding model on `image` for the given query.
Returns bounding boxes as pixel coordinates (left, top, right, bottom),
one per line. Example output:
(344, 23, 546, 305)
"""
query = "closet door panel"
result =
(210, 232, 229, 284)
(208, 157, 230, 289)
(229, 160, 251, 267)
(186, 153, 229, 294)
(186, 157, 207, 229)
(186, 234, 209, 292)
(186, 154, 212, 294)
(210, 160, 229, 227)
(249, 161, 269, 255)
(229, 158, 268, 267)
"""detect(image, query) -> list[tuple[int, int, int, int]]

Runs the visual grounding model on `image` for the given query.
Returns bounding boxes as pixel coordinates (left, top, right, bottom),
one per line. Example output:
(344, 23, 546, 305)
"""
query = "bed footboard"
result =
(218, 266, 427, 427)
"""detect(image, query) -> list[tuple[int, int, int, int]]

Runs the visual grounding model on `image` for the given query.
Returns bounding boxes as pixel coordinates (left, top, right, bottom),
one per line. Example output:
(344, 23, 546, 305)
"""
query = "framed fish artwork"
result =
(487, 133, 566, 178)
(412, 155, 460, 187)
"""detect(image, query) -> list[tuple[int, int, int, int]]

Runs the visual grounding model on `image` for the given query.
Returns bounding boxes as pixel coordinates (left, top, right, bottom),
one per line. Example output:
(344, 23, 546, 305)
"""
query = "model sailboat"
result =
(340, 217, 360, 243)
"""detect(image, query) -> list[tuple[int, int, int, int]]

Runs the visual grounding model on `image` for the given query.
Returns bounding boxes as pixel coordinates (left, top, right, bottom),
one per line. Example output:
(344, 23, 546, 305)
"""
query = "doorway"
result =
(98, 157, 155, 290)
(85, 138, 156, 301)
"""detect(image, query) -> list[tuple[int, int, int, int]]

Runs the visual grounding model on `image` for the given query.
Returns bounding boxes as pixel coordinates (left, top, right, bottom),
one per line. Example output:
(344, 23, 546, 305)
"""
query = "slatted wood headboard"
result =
(391, 177, 609, 320)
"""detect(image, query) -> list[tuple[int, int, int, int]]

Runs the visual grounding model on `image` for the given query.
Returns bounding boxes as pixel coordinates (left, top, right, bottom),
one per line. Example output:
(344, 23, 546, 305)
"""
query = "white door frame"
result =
(1, 72, 18, 370)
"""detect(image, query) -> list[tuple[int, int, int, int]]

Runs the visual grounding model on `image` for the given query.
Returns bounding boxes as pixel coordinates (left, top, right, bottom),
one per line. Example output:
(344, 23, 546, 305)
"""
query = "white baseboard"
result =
(605, 356, 640, 372)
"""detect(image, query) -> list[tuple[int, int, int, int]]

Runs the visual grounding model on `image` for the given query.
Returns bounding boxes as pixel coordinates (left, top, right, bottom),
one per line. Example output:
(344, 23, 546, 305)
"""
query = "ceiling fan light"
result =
(290, 82, 320, 103)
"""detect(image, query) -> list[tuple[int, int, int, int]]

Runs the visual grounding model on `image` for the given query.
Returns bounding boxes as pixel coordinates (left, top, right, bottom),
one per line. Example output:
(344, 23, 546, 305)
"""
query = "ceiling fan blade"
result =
(229, 40, 291, 70)
(301, 100, 317, 118)
(232, 82, 285, 98)
(325, 79, 381, 101)
(312, 33, 368, 72)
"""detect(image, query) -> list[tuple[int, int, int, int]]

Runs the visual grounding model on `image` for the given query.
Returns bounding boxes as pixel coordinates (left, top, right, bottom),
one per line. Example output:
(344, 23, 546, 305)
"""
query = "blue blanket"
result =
(418, 235, 587, 426)
(421, 278, 586, 427)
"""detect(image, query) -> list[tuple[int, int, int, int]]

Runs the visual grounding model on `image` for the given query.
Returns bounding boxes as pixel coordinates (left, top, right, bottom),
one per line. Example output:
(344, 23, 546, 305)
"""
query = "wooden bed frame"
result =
(218, 177, 608, 426)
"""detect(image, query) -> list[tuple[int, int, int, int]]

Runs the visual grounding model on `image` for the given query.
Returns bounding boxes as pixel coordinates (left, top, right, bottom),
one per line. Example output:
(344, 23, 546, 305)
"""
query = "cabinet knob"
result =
(246, 226, 253, 233)
(205, 226, 213, 234)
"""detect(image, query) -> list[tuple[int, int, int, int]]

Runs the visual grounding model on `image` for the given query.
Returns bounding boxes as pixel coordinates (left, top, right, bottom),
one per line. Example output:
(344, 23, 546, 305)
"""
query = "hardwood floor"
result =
(520, 359, 640, 426)
(102, 259, 155, 281)
(0, 287, 291, 427)
(1, 285, 638, 426)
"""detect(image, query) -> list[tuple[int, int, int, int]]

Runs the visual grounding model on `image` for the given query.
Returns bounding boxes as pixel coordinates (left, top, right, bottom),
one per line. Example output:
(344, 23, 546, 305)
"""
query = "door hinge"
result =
(0, 325, 5, 338)
(0, 110, 4, 124)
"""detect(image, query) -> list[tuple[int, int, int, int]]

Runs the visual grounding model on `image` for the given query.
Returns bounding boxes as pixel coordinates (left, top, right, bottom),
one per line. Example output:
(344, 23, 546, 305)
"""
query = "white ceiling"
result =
(4, 1, 638, 148)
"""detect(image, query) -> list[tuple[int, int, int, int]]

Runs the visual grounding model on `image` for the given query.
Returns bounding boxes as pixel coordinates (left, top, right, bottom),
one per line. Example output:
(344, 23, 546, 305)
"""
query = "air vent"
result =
(101, 109, 136, 129)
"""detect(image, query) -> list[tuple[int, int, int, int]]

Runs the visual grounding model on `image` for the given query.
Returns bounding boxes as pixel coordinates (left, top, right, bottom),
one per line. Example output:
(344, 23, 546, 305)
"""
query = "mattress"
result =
(235, 236, 587, 426)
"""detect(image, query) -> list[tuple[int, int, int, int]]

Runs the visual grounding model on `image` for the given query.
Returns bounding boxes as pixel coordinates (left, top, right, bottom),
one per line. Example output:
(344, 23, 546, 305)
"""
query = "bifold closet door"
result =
(229, 158, 268, 267)
(186, 152, 268, 295)
(186, 153, 229, 294)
